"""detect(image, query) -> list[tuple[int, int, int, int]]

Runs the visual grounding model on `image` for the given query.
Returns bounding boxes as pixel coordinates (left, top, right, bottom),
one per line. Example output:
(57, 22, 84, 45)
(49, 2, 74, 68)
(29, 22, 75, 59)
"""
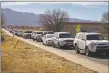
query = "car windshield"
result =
(44, 32, 53, 35)
(87, 34, 104, 40)
(37, 32, 43, 34)
(25, 31, 32, 33)
(59, 34, 73, 38)
(47, 35, 54, 38)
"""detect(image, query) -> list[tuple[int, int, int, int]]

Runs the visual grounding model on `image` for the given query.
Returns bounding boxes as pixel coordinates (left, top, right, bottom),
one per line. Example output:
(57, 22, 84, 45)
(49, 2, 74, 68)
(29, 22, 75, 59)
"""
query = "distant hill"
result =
(2, 8, 99, 26)
(69, 18, 98, 23)
(2, 8, 41, 26)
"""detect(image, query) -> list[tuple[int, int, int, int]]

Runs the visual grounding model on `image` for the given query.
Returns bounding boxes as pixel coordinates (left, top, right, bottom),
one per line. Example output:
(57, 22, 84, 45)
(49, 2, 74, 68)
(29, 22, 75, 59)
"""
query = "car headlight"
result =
(48, 40, 51, 41)
(91, 43, 96, 45)
(60, 40, 66, 44)
(91, 43, 96, 48)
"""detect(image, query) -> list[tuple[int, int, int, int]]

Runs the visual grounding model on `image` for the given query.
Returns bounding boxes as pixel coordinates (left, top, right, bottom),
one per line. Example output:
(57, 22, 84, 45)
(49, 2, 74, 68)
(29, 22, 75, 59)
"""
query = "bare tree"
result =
(40, 9, 69, 32)
(101, 12, 109, 32)
(101, 12, 109, 39)
(1, 13, 5, 42)
(1, 13, 4, 27)
(101, 12, 109, 23)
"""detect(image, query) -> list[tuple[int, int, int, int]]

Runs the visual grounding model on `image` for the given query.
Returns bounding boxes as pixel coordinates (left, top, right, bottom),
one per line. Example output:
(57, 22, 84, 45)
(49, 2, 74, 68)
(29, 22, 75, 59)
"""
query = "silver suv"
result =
(31, 31, 43, 42)
(42, 31, 54, 36)
(52, 32, 74, 49)
(23, 31, 32, 39)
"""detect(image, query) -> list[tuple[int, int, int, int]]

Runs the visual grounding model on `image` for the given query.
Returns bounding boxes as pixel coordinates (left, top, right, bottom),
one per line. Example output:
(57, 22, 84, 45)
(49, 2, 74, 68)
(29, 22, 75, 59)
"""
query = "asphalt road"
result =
(28, 39, 109, 66)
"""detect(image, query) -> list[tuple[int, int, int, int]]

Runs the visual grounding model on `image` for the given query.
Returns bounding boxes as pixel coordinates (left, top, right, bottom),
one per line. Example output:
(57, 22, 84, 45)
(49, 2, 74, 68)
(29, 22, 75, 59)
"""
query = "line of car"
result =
(7, 29, 109, 56)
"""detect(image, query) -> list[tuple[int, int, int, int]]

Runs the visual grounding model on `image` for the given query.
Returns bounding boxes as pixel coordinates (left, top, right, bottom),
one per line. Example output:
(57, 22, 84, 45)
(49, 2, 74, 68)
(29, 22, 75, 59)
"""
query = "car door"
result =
(78, 34, 82, 49)
(55, 33, 60, 46)
(34, 33, 38, 39)
(42, 35, 45, 43)
(53, 33, 57, 45)
(81, 34, 86, 49)
(55, 36, 59, 46)
(79, 34, 86, 49)
(31, 32, 34, 38)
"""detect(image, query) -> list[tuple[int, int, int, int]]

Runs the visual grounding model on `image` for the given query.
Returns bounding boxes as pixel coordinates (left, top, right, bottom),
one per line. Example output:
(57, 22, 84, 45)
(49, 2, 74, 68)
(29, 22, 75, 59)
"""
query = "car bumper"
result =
(47, 41, 53, 45)
(96, 48, 109, 53)
(37, 38, 42, 42)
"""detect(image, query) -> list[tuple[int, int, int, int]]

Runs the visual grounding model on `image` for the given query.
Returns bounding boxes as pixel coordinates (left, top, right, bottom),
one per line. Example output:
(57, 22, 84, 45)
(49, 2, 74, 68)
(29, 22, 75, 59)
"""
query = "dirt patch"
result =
(1, 32, 98, 73)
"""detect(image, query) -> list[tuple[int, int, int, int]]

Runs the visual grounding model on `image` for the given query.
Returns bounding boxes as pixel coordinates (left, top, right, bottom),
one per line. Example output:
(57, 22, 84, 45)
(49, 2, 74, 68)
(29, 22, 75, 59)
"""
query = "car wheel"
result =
(57, 42, 62, 49)
(43, 41, 45, 45)
(46, 41, 48, 46)
(85, 47, 92, 56)
(75, 45, 80, 53)
(53, 43, 56, 48)
(33, 38, 35, 41)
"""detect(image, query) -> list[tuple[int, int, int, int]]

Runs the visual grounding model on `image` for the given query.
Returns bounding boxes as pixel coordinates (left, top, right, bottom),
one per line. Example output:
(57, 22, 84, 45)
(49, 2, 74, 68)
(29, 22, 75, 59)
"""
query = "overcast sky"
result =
(1, 2, 108, 21)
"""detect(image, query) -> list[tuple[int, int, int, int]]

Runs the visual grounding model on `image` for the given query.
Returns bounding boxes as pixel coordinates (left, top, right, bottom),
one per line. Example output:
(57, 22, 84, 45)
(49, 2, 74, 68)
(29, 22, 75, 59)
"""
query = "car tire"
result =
(85, 47, 92, 56)
(33, 38, 35, 41)
(53, 42, 56, 48)
(75, 45, 80, 53)
(57, 42, 62, 49)
(46, 41, 48, 46)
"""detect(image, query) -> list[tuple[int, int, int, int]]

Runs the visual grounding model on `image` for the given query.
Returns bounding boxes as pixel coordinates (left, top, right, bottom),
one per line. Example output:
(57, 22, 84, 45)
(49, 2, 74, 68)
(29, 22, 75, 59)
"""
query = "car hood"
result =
(87, 40, 109, 44)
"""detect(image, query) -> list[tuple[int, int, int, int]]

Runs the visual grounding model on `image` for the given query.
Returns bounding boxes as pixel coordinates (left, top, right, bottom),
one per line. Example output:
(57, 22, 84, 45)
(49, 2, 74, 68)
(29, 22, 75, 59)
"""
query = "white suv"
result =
(73, 32, 109, 56)
(52, 32, 74, 48)
(42, 34, 54, 46)
(31, 31, 43, 42)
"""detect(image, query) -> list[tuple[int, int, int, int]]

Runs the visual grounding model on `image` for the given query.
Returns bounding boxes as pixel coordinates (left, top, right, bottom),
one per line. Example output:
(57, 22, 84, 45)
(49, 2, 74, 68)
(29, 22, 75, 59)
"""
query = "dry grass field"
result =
(1, 32, 98, 73)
